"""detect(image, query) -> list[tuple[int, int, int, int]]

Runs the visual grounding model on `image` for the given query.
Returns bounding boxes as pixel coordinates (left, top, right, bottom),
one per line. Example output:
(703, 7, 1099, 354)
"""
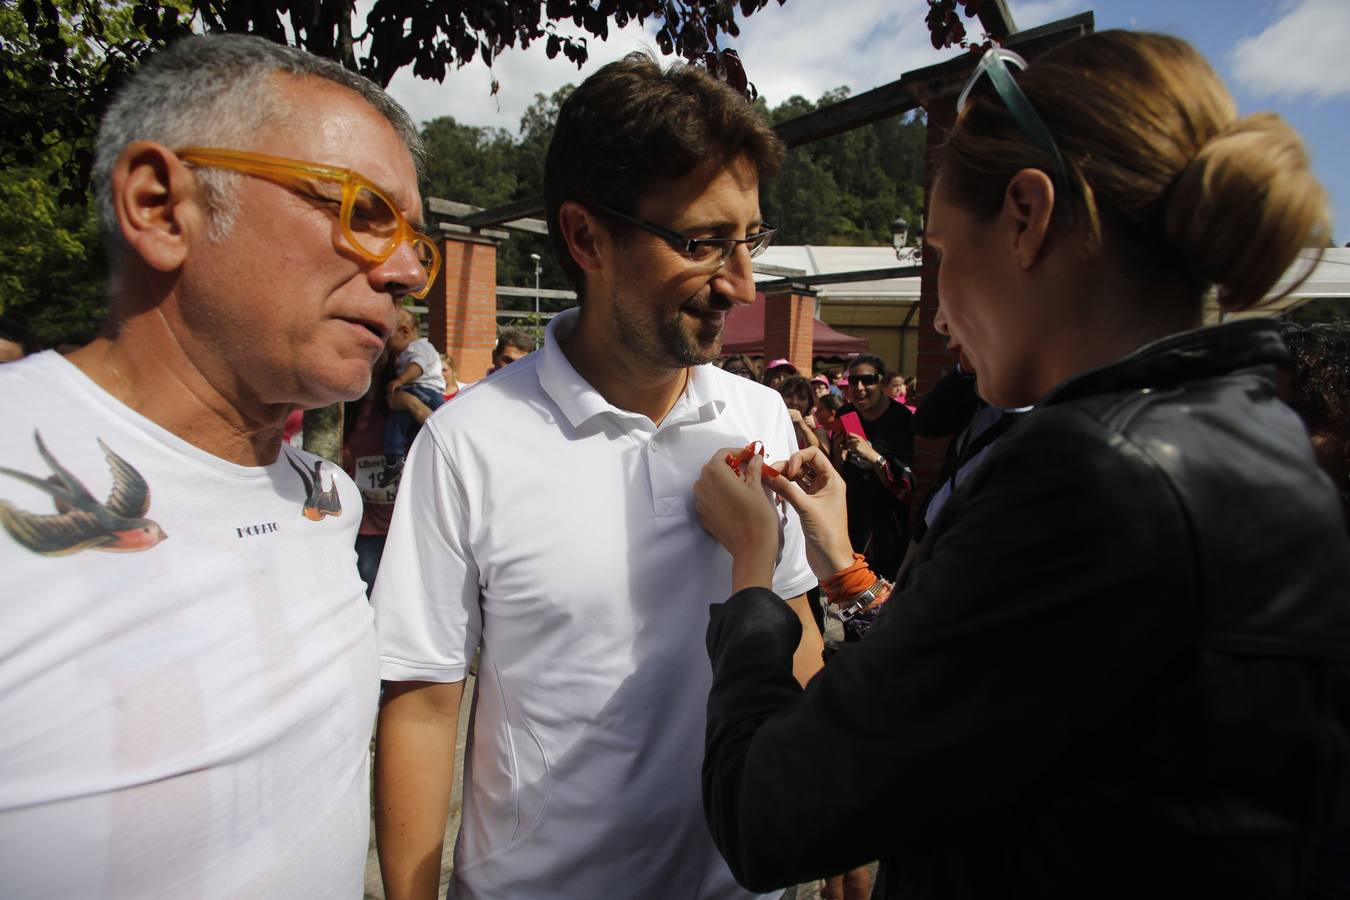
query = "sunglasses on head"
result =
(957, 46, 1072, 201)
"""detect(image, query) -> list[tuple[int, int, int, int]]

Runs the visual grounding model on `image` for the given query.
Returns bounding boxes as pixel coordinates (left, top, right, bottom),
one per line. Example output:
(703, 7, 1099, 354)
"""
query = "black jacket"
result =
(703, 320, 1350, 899)
(837, 399, 916, 578)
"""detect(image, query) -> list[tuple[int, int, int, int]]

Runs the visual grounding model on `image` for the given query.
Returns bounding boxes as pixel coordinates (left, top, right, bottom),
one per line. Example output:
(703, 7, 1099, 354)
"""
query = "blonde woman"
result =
(694, 30, 1350, 900)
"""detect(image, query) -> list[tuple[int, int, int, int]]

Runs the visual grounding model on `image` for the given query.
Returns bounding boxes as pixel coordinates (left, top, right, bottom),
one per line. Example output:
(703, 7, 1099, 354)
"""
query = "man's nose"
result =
(711, 243, 757, 306)
(371, 238, 430, 300)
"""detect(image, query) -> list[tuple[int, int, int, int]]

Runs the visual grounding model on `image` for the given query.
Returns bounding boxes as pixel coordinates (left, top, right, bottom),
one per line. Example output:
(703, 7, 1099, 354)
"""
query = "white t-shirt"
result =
(397, 338, 446, 393)
(0, 352, 377, 899)
(374, 308, 816, 900)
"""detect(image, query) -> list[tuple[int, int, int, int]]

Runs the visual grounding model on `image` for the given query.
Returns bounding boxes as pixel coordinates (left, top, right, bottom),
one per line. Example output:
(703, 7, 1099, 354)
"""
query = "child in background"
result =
(380, 308, 445, 485)
(813, 393, 844, 448)
(777, 375, 822, 450)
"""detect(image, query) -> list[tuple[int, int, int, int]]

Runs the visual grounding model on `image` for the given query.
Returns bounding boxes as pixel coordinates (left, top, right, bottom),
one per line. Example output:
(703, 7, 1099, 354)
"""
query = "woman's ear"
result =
(110, 141, 207, 273)
(1002, 167, 1056, 270)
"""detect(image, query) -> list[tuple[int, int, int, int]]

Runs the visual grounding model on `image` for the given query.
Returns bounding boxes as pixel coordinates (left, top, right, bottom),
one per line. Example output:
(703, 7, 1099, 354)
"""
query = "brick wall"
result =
(913, 94, 958, 496)
(762, 288, 817, 375)
(426, 234, 498, 381)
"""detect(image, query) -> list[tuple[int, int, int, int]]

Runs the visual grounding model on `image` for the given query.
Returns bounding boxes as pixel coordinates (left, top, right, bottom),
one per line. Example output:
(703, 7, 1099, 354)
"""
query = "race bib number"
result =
(355, 455, 399, 504)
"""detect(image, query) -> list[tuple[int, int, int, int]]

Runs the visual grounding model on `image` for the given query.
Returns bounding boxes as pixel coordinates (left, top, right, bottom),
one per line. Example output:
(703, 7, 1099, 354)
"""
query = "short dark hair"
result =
(816, 392, 845, 414)
(544, 52, 785, 295)
(495, 327, 531, 354)
(848, 354, 888, 379)
(777, 375, 815, 412)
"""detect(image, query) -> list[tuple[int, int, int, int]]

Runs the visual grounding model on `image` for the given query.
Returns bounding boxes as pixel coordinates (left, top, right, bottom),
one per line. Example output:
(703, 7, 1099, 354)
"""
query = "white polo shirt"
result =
(374, 308, 815, 900)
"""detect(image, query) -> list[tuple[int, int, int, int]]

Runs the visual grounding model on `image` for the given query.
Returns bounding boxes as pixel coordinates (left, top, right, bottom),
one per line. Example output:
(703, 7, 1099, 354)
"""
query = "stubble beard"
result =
(612, 295, 723, 369)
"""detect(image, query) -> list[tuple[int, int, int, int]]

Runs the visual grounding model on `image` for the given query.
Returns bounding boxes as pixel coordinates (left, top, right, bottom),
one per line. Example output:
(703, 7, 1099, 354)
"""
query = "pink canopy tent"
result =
(720, 292, 869, 356)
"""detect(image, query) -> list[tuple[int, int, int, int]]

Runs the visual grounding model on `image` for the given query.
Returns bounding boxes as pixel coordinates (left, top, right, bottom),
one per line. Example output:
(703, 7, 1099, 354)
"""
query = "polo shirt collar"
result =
(538, 308, 727, 429)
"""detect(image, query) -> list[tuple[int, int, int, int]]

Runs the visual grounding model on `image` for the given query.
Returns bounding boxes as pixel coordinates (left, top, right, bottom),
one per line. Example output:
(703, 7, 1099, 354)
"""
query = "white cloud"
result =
(725, 0, 938, 105)
(1231, 0, 1350, 102)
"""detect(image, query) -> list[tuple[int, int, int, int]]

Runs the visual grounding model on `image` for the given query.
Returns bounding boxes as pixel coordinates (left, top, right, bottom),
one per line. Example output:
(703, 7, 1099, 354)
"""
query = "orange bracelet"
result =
(821, 552, 878, 605)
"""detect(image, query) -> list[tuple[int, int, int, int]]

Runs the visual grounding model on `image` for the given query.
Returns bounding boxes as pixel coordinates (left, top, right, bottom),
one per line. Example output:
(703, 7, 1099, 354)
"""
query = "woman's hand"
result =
(843, 433, 881, 465)
(787, 408, 821, 449)
(695, 450, 782, 593)
(764, 447, 857, 581)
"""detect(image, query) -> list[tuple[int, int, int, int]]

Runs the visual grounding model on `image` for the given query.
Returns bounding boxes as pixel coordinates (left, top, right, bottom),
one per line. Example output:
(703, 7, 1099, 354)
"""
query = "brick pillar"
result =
(762, 288, 816, 375)
(427, 233, 498, 381)
(913, 94, 958, 496)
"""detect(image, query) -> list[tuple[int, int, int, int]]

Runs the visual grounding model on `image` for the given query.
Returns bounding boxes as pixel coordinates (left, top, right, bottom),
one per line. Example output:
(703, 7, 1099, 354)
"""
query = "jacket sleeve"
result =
(701, 410, 1198, 890)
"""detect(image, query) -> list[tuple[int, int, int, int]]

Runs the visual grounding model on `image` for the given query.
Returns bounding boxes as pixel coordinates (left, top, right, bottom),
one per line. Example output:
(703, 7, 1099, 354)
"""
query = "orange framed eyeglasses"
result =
(176, 147, 442, 299)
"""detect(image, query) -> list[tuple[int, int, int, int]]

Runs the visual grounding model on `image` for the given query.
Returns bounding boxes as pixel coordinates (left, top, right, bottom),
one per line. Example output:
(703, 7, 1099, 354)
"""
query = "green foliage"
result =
(0, 164, 108, 346)
(760, 88, 928, 246)
(417, 87, 576, 298)
(1, 0, 188, 204)
(422, 117, 519, 208)
(0, 0, 155, 345)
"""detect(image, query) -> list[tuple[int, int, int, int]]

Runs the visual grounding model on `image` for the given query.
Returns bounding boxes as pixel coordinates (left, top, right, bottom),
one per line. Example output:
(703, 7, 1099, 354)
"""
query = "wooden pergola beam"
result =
(429, 197, 549, 235)
(976, 0, 1017, 39)
(756, 265, 923, 292)
(457, 195, 555, 229)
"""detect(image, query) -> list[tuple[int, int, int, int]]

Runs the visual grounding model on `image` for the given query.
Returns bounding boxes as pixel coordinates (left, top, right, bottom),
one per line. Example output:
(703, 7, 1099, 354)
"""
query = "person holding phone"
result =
(691, 29, 1350, 900)
(830, 354, 915, 584)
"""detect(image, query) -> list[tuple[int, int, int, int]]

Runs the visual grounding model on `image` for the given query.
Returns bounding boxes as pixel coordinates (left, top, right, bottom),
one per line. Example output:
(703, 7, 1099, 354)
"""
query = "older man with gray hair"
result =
(0, 34, 436, 898)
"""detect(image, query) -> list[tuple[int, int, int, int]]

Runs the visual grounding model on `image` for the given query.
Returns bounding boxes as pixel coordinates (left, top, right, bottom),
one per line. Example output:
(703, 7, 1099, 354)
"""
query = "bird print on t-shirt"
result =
(0, 431, 167, 556)
(285, 451, 342, 521)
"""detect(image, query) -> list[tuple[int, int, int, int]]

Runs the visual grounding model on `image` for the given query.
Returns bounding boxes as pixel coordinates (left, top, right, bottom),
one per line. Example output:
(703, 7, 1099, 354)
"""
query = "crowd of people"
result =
(1, 23, 1349, 900)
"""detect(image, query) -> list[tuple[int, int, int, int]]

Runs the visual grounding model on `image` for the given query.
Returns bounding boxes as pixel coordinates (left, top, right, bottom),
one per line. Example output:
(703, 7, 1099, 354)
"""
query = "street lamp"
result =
(530, 252, 542, 349)
(892, 215, 923, 265)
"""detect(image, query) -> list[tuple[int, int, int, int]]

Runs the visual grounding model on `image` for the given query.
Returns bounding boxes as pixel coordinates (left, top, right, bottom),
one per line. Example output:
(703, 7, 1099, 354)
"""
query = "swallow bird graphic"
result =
(286, 452, 342, 521)
(0, 431, 167, 556)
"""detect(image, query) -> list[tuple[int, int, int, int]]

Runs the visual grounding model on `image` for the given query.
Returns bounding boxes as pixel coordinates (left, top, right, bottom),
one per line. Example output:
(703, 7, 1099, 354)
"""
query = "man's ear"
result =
(110, 141, 206, 273)
(1002, 168, 1055, 270)
(557, 201, 609, 277)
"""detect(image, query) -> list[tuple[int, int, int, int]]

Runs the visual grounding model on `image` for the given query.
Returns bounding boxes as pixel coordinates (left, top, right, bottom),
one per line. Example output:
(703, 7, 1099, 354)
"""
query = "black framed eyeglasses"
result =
(957, 47, 1072, 201)
(850, 372, 883, 387)
(590, 203, 777, 270)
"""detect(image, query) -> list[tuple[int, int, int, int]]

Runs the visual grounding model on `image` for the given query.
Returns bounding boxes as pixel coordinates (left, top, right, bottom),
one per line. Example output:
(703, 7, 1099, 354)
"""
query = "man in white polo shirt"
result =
(372, 54, 823, 900)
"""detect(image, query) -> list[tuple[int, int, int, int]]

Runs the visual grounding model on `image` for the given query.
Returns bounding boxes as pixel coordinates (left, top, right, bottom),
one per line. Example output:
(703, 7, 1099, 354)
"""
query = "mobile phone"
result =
(838, 411, 866, 438)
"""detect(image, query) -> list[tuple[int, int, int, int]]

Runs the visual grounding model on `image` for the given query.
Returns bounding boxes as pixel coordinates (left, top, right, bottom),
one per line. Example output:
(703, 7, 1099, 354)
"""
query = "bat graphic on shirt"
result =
(0, 431, 167, 556)
(285, 451, 342, 521)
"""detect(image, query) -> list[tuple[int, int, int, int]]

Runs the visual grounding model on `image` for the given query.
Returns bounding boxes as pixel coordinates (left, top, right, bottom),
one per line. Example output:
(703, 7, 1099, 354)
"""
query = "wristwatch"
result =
(835, 577, 891, 622)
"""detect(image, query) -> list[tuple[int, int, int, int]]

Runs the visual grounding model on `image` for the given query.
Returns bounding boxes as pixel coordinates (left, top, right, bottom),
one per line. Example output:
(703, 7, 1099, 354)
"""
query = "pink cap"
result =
(765, 358, 797, 373)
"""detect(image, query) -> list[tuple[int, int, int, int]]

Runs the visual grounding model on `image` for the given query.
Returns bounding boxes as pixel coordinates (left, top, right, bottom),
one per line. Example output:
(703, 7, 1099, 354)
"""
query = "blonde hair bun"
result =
(1163, 112, 1329, 311)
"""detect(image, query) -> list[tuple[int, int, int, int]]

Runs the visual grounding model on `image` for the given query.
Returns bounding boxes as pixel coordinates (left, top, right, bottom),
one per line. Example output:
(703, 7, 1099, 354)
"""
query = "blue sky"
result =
(382, 0, 1350, 243)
